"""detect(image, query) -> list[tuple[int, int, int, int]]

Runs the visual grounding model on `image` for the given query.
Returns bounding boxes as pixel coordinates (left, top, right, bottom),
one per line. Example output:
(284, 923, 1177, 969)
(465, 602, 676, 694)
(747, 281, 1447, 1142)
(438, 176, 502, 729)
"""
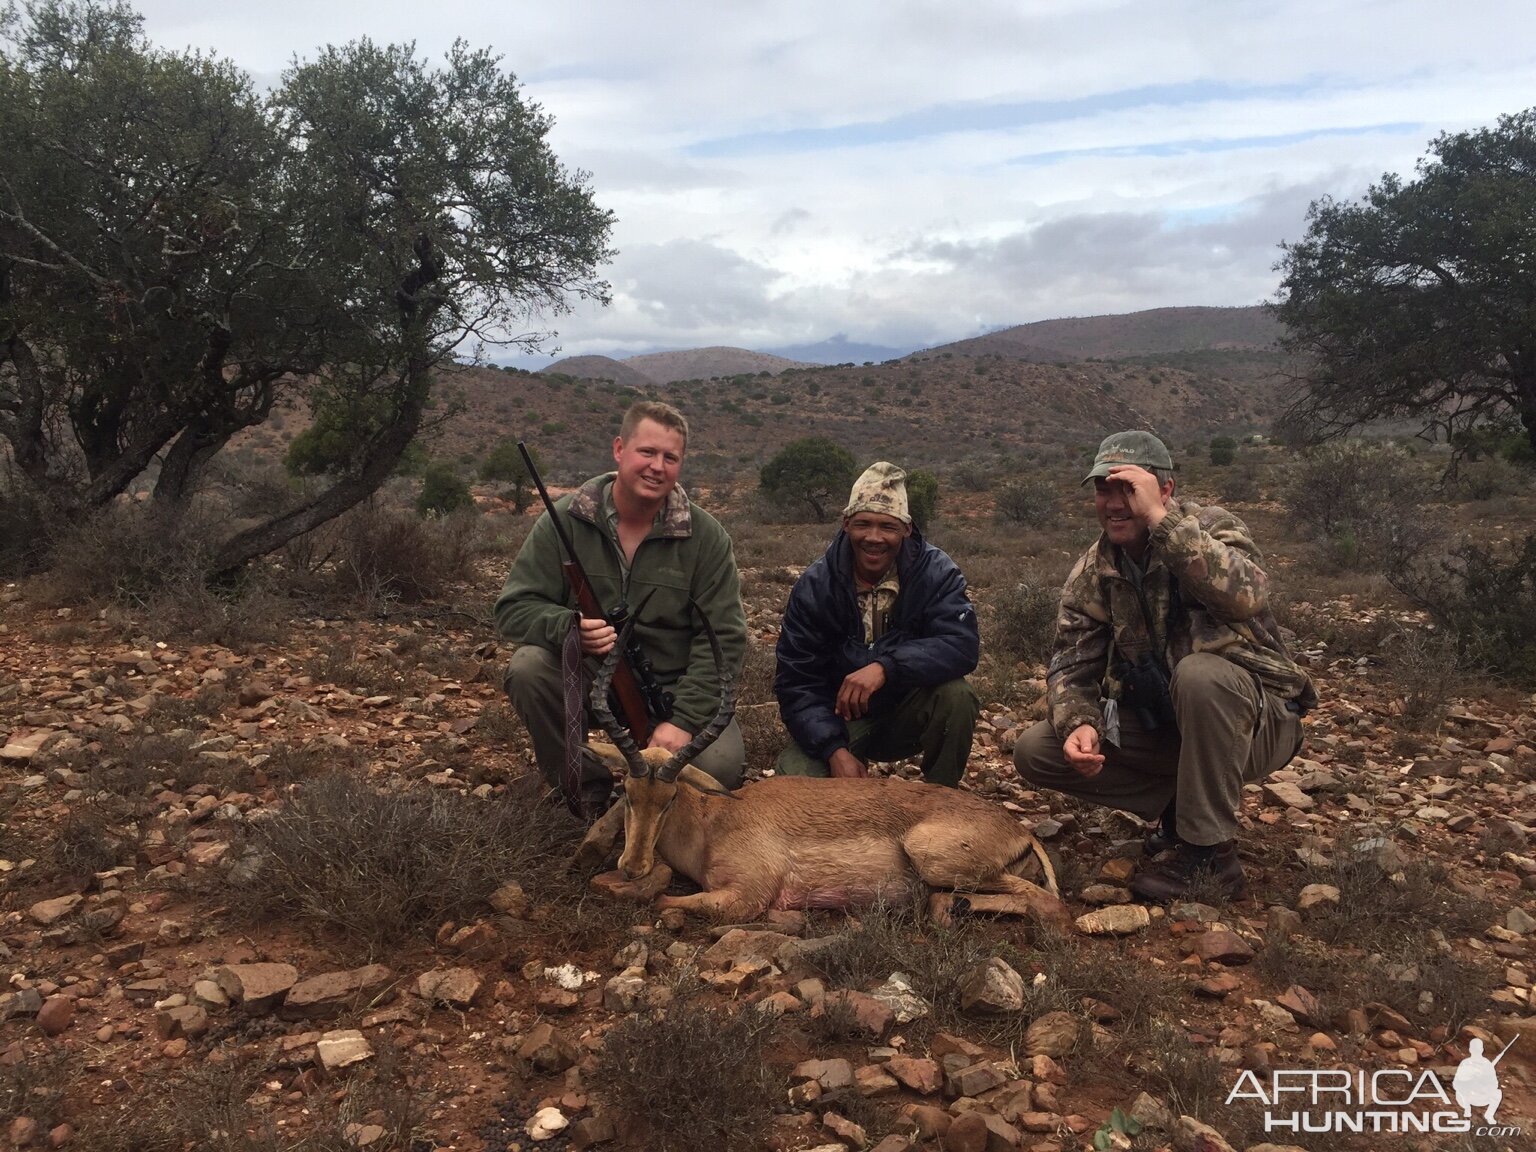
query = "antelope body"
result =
(578, 609, 1063, 923)
(584, 754, 1062, 923)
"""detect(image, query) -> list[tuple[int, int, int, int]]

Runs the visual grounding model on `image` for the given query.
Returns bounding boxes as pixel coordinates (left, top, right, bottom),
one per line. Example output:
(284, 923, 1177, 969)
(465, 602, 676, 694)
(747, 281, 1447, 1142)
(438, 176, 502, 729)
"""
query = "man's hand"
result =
(646, 721, 692, 753)
(1105, 464, 1168, 531)
(578, 615, 617, 657)
(1063, 723, 1105, 778)
(836, 662, 887, 720)
(828, 748, 868, 778)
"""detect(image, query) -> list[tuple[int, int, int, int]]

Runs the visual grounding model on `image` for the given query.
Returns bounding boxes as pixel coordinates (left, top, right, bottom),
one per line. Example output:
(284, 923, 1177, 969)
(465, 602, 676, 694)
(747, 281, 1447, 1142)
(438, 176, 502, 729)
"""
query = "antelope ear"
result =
(675, 764, 732, 795)
(586, 741, 627, 770)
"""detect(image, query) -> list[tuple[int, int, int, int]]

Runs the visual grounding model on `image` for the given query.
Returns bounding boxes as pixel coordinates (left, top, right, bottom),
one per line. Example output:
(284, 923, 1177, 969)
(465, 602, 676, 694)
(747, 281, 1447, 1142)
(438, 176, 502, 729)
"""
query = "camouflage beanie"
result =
(843, 461, 911, 525)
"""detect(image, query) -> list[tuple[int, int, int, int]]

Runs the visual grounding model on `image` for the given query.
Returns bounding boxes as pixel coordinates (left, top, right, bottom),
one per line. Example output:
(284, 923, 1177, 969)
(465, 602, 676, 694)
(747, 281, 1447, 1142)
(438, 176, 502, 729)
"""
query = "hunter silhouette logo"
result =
(1228, 1035, 1523, 1137)
(1454, 1036, 1515, 1125)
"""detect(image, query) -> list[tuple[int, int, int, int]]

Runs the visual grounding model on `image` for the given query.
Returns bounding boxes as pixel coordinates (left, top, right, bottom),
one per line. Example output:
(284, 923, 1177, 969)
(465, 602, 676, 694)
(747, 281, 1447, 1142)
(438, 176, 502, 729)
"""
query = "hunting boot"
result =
(1129, 840, 1246, 903)
(1143, 798, 1180, 856)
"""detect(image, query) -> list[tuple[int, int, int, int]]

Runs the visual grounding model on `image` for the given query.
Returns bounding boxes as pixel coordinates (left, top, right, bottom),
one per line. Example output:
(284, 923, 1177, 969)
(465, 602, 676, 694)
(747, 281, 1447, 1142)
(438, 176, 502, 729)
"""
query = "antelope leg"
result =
(656, 889, 764, 922)
(571, 799, 627, 873)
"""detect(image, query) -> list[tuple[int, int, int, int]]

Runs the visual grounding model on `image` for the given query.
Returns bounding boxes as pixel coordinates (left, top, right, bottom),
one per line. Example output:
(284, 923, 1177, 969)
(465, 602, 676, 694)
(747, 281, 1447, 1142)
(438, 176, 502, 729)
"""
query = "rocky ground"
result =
(3, 493, 1536, 1152)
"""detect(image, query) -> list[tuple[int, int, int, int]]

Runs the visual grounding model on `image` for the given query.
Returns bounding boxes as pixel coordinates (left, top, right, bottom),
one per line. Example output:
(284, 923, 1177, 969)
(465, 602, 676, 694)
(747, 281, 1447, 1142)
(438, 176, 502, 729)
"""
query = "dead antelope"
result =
(576, 617, 1064, 925)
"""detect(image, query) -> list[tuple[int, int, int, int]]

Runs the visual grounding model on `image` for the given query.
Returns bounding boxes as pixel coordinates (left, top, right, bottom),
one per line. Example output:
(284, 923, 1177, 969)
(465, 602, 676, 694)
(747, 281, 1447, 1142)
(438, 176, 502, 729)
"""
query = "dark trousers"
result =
(503, 644, 745, 795)
(776, 679, 980, 787)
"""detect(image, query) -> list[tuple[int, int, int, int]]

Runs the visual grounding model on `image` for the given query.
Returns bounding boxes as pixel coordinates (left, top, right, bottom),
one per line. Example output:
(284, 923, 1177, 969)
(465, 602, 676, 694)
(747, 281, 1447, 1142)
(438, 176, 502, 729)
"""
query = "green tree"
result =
(416, 461, 474, 517)
(1274, 109, 1536, 456)
(759, 437, 857, 522)
(1208, 436, 1237, 466)
(479, 439, 542, 510)
(0, 0, 319, 511)
(0, 2, 613, 578)
(906, 468, 939, 529)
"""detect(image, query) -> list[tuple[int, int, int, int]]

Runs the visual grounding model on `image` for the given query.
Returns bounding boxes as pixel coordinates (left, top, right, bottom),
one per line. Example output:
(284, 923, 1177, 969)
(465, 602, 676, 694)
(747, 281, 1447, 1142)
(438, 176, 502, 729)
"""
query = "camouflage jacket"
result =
(493, 473, 746, 733)
(1046, 497, 1316, 740)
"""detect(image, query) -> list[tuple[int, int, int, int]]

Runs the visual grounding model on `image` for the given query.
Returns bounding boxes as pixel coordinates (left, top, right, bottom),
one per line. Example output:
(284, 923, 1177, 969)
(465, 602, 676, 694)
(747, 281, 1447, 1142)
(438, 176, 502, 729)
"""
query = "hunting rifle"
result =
(516, 443, 673, 745)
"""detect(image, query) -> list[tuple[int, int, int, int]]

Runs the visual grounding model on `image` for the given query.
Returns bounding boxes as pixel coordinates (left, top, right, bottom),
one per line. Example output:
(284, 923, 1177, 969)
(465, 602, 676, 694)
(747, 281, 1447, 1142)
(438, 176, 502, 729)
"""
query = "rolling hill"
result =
(233, 306, 1294, 486)
(916, 305, 1281, 362)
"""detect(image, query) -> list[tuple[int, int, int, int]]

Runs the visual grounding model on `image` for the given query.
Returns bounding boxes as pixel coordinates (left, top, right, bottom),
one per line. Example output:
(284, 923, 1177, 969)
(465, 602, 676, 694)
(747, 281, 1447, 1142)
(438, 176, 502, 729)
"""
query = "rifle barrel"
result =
(518, 442, 582, 564)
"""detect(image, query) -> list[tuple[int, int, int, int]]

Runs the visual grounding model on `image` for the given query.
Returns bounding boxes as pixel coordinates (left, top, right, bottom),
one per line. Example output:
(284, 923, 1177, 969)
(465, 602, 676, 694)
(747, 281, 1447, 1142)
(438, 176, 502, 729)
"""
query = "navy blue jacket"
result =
(774, 529, 980, 761)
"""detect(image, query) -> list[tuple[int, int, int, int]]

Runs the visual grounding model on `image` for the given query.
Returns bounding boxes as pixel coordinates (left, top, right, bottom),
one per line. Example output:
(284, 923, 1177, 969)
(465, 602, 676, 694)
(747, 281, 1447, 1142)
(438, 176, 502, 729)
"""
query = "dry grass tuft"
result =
(736, 634, 784, 779)
(596, 997, 780, 1152)
(235, 772, 573, 951)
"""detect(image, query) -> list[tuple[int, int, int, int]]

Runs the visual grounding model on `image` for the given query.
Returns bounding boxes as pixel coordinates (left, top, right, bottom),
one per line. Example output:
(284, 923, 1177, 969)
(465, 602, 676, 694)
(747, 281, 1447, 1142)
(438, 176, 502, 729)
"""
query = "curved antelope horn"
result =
(590, 618, 650, 778)
(659, 604, 735, 783)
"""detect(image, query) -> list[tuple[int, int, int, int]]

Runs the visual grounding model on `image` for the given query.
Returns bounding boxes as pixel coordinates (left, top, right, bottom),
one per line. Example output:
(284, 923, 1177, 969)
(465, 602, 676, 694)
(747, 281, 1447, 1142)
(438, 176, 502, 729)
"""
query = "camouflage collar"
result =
(568, 472, 693, 539)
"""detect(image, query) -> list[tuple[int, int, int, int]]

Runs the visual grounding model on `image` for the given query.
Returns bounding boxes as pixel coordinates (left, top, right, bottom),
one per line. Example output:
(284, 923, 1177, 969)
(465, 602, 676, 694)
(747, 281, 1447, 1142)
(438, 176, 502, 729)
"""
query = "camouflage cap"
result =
(843, 461, 911, 525)
(1083, 430, 1173, 485)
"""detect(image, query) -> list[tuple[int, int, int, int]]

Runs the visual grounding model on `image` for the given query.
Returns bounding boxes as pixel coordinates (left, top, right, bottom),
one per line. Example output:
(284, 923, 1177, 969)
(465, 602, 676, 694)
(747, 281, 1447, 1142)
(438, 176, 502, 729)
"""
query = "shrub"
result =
(1391, 532, 1536, 685)
(334, 502, 481, 602)
(1381, 624, 1463, 728)
(1219, 465, 1262, 504)
(0, 465, 51, 577)
(952, 461, 994, 492)
(736, 636, 784, 779)
(759, 437, 858, 522)
(597, 998, 779, 1151)
(990, 576, 1060, 667)
(479, 439, 542, 510)
(906, 468, 939, 530)
(994, 477, 1059, 527)
(1208, 436, 1237, 466)
(40, 504, 217, 608)
(35, 504, 288, 647)
(416, 461, 475, 516)
(1281, 440, 1432, 550)
(1453, 455, 1528, 501)
(237, 772, 569, 950)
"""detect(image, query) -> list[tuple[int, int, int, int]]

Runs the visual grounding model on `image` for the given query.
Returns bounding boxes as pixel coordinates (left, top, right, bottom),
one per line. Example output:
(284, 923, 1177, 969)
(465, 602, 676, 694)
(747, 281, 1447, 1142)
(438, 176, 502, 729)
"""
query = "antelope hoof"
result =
(591, 864, 674, 903)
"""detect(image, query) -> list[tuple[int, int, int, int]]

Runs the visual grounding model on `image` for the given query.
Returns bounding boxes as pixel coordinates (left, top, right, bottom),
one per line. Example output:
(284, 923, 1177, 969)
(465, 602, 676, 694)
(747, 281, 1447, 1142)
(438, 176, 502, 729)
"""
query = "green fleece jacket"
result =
(493, 473, 745, 733)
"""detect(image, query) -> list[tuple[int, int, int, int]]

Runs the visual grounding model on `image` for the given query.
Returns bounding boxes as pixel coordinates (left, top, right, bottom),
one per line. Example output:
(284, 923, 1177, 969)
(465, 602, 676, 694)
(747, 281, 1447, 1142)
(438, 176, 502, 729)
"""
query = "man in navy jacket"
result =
(774, 462, 981, 785)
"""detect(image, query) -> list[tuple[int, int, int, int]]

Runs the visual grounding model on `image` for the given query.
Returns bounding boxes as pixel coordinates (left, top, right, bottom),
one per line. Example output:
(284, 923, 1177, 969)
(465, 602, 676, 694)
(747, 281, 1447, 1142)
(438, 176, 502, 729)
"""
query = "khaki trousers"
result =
(1013, 653, 1302, 845)
(503, 644, 745, 796)
(775, 679, 980, 787)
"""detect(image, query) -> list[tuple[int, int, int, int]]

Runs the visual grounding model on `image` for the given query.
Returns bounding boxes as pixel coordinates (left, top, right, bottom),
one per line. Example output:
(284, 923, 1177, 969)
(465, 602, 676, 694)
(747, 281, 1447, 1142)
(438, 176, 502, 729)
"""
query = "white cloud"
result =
(121, 0, 1536, 358)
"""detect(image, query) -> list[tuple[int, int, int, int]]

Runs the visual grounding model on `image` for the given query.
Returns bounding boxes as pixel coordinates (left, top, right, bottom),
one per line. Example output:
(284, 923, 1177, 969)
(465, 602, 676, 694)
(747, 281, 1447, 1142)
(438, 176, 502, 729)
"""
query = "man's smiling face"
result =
(1093, 468, 1173, 558)
(612, 418, 684, 507)
(845, 511, 909, 583)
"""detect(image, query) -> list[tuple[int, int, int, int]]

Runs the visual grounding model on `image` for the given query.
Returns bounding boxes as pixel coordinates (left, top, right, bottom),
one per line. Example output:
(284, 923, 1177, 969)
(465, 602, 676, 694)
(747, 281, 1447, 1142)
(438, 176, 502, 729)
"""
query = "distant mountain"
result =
(541, 355, 654, 387)
(623, 346, 815, 384)
(759, 335, 918, 365)
(914, 305, 1281, 362)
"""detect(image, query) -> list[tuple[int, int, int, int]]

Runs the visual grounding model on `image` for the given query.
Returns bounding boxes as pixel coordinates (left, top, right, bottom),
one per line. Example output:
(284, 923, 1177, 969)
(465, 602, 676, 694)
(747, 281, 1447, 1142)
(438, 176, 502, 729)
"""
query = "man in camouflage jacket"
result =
(1014, 431, 1316, 901)
(495, 401, 746, 813)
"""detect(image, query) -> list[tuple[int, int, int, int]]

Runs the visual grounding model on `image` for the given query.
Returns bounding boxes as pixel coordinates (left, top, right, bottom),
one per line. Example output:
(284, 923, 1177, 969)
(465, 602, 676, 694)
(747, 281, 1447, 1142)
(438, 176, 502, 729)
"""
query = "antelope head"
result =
(590, 606, 735, 880)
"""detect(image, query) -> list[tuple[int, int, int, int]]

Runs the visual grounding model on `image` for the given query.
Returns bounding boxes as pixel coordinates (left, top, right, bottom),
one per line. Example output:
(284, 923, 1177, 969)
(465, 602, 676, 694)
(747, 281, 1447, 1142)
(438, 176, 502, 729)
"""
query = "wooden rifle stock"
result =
(519, 442, 653, 744)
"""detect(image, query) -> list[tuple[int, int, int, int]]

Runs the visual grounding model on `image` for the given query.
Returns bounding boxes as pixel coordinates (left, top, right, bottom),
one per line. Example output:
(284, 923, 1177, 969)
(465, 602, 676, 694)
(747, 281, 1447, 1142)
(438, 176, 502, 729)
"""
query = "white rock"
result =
(543, 963, 585, 990)
(316, 1029, 374, 1072)
(526, 1107, 568, 1141)
(1075, 905, 1150, 936)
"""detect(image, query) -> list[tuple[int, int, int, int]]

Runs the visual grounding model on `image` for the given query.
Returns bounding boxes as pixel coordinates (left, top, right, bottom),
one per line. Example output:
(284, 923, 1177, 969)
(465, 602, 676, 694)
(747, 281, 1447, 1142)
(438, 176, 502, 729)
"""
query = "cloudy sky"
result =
(126, 0, 1536, 363)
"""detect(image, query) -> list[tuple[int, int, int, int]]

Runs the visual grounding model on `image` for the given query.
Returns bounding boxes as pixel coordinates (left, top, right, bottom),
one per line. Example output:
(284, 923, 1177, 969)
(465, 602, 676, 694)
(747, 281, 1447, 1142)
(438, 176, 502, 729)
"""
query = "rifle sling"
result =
(560, 611, 586, 819)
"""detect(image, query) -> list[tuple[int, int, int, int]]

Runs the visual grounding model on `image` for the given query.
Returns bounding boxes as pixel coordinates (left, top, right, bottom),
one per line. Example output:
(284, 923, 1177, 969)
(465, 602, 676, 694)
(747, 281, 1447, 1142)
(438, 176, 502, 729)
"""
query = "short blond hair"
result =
(619, 400, 689, 450)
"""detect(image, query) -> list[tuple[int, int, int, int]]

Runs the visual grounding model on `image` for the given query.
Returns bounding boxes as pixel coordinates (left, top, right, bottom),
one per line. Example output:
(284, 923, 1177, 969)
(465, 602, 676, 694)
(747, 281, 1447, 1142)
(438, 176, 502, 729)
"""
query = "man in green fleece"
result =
(495, 401, 746, 811)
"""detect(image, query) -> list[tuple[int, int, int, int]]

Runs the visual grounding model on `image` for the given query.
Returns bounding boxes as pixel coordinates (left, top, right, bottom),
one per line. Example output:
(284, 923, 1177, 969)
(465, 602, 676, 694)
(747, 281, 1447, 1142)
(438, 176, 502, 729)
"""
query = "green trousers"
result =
(503, 644, 745, 799)
(775, 679, 980, 787)
(1013, 653, 1303, 845)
